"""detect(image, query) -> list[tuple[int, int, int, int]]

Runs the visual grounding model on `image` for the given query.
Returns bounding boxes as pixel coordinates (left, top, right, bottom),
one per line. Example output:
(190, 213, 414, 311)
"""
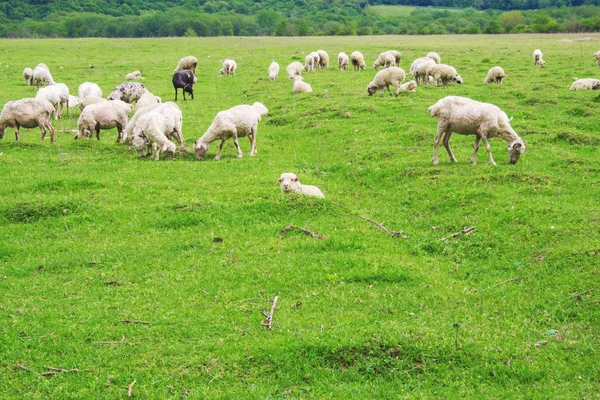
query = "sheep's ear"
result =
(277, 178, 282, 184)
(293, 177, 299, 182)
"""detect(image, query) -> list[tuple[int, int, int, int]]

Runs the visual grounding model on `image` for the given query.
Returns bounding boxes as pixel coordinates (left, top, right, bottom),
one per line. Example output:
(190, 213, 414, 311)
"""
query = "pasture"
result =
(0, 34, 599, 398)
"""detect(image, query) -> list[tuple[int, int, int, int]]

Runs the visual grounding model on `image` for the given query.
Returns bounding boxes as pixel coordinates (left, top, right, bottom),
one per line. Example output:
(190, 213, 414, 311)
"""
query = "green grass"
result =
(1, 34, 599, 398)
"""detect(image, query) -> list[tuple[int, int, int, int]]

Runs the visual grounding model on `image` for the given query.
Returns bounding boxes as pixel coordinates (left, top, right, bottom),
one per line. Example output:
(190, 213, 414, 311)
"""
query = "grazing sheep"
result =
(292, 76, 313, 94)
(194, 102, 268, 161)
(533, 49, 546, 67)
(428, 96, 526, 166)
(126, 70, 143, 80)
(398, 80, 418, 93)
(570, 78, 600, 91)
(23, 68, 34, 86)
(79, 96, 108, 110)
(410, 57, 436, 86)
(286, 62, 304, 79)
(338, 52, 349, 71)
(35, 63, 49, 71)
(268, 61, 280, 81)
(374, 50, 401, 70)
(220, 59, 237, 76)
(310, 52, 321, 69)
(174, 56, 198, 74)
(484, 66, 506, 85)
(78, 82, 102, 100)
(426, 52, 441, 64)
(278, 173, 325, 198)
(317, 50, 329, 70)
(595, 50, 600, 67)
(32, 67, 55, 89)
(131, 105, 182, 160)
(35, 83, 69, 119)
(367, 67, 406, 96)
(304, 54, 315, 72)
(68, 95, 80, 109)
(172, 70, 196, 101)
(75, 100, 134, 142)
(0, 98, 55, 143)
(135, 92, 162, 112)
(350, 51, 366, 71)
(107, 82, 147, 103)
(427, 64, 463, 86)
(123, 102, 183, 145)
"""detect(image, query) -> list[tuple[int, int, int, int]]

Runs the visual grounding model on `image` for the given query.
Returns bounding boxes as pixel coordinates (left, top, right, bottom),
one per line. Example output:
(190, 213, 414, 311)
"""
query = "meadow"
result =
(0, 34, 599, 398)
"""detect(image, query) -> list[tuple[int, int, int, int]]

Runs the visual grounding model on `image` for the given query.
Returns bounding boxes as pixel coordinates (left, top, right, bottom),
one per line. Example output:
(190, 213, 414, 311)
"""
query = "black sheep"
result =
(172, 70, 196, 101)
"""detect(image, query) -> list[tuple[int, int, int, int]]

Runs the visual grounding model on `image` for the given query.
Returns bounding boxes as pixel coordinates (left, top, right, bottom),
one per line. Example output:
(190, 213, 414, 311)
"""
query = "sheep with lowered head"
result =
(374, 50, 401, 70)
(367, 67, 406, 96)
(286, 62, 304, 79)
(317, 50, 329, 70)
(123, 102, 183, 145)
(131, 105, 182, 160)
(32, 66, 55, 89)
(338, 52, 349, 71)
(23, 68, 34, 86)
(75, 100, 133, 142)
(35, 83, 69, 119)
(268, 61, 280, 81)
(429, 96, 525, 166)
(78, 82, 102, 100)
(108, 82, 147, 103)
(350, 51, 366, 71)
(0, 98, 55, 143)
(220, 59, 237, 76)
(533, 49, 546, 67)
(570, 78, 600, 91)
(172, 70, 196, 101)
(126, 71, 143, 80)
(304, 54, 316, 72)
(410, 57, 436, 86)
(292, 76, 313, 94)
(278, 173, 325, 198)
(484, 66, 506, 85)
(427, 63, 463, 86)
(194, 102, 268, 161)
(174, 56, 198, 74)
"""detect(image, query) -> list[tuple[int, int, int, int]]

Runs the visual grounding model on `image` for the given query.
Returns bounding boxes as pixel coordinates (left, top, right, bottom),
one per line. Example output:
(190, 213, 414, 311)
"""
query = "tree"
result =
(499, 10, 525, 33)
(484, 20, 501, 34)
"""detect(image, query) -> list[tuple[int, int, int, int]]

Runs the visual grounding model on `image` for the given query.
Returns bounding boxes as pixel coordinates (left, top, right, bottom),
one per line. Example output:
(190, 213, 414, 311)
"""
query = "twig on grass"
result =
(95, 335, 129, 345)
(120, 320, 150, 325)
(280, 224, 326, 239)
(261, 294, 279, 331)
(486, 275, 532, 290)
(570, 289, 593, 298)
(441, 226, 476, 241)
(359, 215, 407, 239)
(40, 366, 80, 376)
(127, 379, 136, 397)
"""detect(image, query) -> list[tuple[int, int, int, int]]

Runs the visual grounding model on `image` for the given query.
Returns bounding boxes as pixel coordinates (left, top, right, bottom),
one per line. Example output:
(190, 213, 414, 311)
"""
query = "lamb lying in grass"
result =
(278, 173, 325, 198)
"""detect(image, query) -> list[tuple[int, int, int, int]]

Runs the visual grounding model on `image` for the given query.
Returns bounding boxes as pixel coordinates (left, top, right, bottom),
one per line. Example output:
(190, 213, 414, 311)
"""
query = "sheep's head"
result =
(508, 140, 526, 165)
(74, 128, 91, 140)
(194, 140, 209, 161)
(132, 134, 149, 157)
(453, 74, 463, 84)
(539, 60, 546, 67)
(367, 84, 378, 96)
(407, 81, 417, 91)
(278, 173, 300, 194)
(593, 80, 600, 90)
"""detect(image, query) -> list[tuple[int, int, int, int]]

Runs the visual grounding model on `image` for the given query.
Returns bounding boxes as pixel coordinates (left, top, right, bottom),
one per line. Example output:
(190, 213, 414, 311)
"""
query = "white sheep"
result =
(107, 82, 147, 103)
(220, 59, 237, 76)
(570, 78, 600, 91)
(35, 83, 69, 119)
(310, 52, 321, 69)
(304, 54, 315, 72)
(23, 68, 34, 86)
(286, 62, 304, 79)
(35, 63, 49, 71)
(350, 51, 366, 71)
(484, 66, 506, 85)
(595, 50, 600, 67)
(194, 102, 268, 161)
(268, 61, 280, 81)
(398, 80, 418, 93)
(427, 63, 463, 86)
(126, 70, 143, 80)
(317, 50, 329, 70)
(131, 106, 182, 160)
(32, 66, 55, 89)
(79, 96, 108, 110)
(278, 173, 325, 198)
(410, 57, 436, 86)
(429, 96, 526, 166)
(174, 56, 198, 74)
(78, 82, 102, 100)
(68, 95, 81, 109)
(0, 98, 55, 143)
(338, 52, 349, 71)
(292, 76, 313, 94)
(374, 50, 401, 70)
(75, 100, 134, 142)
(367, 67, 406, 96)
(135, 92, 162, 112)
(533, 49, 546, 67)
(126, 102, 183, 146)
(426, 52, 441, 64)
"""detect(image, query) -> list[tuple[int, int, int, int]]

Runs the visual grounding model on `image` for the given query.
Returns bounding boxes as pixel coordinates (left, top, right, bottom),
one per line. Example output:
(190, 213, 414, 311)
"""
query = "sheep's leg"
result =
(152, 143, 159, 161)
(432, 124, 447, 165)
(442, 131, 457, 163)
(116, 125, 123, 143)
(39, 122, 46, 142)
(480, 136, 497, 166)
(215, 139, 226, 160)
(233, 135, 243, 158)
(48, 120, 55, 144)
(471, 136, 481, 164)
(15, 124, 21, 141)
(95, 127, 101, 141)
(249, 127, 257, 156)
(386, 85, 393, 96)
(174, 88, 178, 101)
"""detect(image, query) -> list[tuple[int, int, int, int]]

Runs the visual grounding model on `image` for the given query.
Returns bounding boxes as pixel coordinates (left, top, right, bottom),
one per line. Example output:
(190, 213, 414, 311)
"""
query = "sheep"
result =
(35, 63, 49, 71)
(367, 67, 406, 97)
(193, 102, 268, 161)
(35, 83, 69, 119)
(174, 56, 198, 74)
(131, 106, 182, 160)
(428, 96, 526, 166)
(0, 98, 55, 143)
(484, 66, 506, 85)
(75, 100, 134, 142)
(172, 70, 196, 101)
(268, 61, 280, 81)
(107, 82, 147, 103)
(398, 80, 418, 93)
(350, 51, 366, 71)
(23, 67, 34, 86)
(426, 64, 463, 86)
(79, 96, 108, 110)
(123, 102, 183, 145)
(310, 52, 321, 69)
(32, 66, 55, 89)
(374, 50, 401, 70)
(533, 49, 546, 67)
(338, 52, 349, 71)
(426, 52, 441, 64)
(304, 54, 315, 72)
(387, 50, 402, 65)
(410, 57, 436, 86)
(278, 173, 325, 198)
(317, 50, 329, 70)
(570, 78, 600, 91)
(78, 82, 102, 100)
(292, 76, 313, 94)
(220, 59, 237, 76)
(596, 50, 600, 67)
(135, 92, 162, 112)
(126, 70, 143, 80)
(286, 61, 304, 79)
(68, 95, 81, 109)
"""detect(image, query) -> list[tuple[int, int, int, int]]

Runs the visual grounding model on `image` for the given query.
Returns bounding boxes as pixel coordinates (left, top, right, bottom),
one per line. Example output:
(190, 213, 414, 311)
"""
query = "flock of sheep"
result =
(2, 46, 600, 198)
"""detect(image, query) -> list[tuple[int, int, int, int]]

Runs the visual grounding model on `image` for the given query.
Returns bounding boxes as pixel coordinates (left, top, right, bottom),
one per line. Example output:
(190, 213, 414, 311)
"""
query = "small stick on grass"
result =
(359, 215, 407, 239)
(120, 320, 150, 325)
(570, 289, 593, 297)
(127, 379, 136, 397)
(486, 275, 531, 290)
(44, 366, 80, 373)
(281, 225, 326, 239)
(261, 294, 279, 331)
(442, 226, 476, 241)
(96, 335, 127, 345)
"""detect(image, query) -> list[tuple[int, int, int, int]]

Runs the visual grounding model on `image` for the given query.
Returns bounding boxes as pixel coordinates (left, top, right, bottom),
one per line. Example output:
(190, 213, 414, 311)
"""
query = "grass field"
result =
(1, 34, 599, 398)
